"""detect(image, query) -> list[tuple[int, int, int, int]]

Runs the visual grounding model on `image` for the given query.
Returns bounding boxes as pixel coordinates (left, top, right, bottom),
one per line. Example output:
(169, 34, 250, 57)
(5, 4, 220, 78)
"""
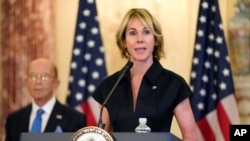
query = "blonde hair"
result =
(116, 8, 165, 60)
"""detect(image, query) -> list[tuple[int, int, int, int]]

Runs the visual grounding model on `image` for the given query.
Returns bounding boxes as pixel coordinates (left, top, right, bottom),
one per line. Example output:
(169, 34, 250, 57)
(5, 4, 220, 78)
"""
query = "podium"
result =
(21, 132, 182, 141)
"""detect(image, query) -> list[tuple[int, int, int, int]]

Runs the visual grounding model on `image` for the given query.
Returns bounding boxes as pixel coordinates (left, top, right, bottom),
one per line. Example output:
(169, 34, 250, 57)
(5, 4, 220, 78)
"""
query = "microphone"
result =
(98, 61, 133, 129)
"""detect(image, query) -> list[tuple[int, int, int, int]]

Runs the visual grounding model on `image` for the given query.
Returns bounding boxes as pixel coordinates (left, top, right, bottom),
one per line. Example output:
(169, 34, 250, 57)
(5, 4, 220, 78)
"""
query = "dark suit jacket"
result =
(5, 100, 86, 141)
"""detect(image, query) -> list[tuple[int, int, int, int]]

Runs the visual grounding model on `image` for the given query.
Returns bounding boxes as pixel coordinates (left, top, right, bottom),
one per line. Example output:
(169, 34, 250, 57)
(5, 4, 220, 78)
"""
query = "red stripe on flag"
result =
(217, 101, 231, 141)
(81, 102, 97, 126)
(197, 118, 215, 141)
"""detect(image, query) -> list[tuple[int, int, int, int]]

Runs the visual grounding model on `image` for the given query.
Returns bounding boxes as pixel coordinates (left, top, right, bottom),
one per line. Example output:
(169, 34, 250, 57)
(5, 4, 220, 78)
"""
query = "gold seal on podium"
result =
(70, 126, 113, 141)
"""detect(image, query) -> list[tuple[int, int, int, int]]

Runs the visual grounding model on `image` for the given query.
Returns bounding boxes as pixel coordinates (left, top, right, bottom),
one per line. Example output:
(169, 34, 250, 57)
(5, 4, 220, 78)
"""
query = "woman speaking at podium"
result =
(93, 8, 197, 141)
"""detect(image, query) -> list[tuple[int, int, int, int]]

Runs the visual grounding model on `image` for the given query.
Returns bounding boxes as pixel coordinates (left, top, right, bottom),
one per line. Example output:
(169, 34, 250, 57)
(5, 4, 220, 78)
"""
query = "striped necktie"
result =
(30, 109, 44, 132)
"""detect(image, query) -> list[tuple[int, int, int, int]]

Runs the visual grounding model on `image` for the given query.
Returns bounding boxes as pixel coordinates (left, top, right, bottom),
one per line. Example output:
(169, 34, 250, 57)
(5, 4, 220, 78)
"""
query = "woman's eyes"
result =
(129, 31, 137, 36)
(143, 30, 151, 34)
(128, 30, 151, 36)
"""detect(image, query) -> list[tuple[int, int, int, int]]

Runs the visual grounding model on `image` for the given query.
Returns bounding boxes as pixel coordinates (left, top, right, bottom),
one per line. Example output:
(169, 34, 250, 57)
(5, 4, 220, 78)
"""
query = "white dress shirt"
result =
(29, 96, 56, 132)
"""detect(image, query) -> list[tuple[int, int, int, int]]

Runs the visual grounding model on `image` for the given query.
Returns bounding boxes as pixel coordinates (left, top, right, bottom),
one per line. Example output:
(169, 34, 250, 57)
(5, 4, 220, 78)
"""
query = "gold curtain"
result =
(0, 0, 55, 140)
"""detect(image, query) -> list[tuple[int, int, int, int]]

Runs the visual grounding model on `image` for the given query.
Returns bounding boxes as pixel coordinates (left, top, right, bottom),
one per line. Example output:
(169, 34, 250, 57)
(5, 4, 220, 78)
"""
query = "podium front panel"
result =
(21, 132, 182, 141)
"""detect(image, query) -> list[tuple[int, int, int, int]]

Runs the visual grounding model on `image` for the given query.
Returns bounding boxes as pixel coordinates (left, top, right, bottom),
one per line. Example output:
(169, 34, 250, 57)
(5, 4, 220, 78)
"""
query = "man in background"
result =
(5, 58, 86, 141)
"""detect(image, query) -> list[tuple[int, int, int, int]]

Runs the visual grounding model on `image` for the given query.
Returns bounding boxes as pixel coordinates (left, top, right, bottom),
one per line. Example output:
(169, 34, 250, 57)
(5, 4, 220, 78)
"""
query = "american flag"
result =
(67, 0, 107, 126)
(189, 0, 239, 141)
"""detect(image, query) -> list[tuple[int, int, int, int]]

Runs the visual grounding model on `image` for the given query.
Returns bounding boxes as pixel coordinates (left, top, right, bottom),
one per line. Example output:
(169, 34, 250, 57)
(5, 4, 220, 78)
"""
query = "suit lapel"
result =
(44, 101, 63, 132)
(21, 105, 32, 132)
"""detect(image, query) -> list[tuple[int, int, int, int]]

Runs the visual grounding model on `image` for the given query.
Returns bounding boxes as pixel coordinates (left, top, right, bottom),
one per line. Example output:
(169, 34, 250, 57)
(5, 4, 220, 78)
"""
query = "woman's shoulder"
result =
(162, 68, 188, 84)
(102, 70, 121, 83)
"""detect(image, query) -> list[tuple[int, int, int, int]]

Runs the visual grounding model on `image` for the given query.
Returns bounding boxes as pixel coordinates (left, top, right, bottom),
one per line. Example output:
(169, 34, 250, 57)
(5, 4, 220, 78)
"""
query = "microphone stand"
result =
(98, 61, 133, 129)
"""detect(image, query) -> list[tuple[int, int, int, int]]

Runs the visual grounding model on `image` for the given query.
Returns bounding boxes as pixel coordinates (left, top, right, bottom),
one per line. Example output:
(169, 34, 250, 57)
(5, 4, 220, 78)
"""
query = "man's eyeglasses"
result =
(28, 73, 55, 82)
